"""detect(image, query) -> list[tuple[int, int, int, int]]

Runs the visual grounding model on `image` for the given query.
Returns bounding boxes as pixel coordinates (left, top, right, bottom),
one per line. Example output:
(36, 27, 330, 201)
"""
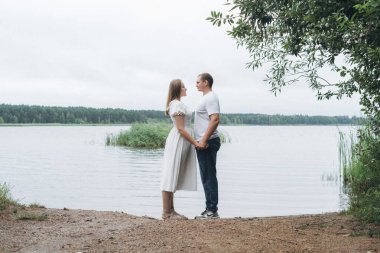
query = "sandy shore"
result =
(1, 207, 379, 253)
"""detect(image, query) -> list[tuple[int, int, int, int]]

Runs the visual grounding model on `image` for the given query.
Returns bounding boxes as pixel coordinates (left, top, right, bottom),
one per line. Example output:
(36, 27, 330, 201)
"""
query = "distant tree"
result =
(0, 104, 361, 125)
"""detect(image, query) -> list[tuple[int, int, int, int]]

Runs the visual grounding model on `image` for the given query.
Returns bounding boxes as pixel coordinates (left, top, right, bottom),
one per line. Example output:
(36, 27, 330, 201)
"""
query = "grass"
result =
(16, 212, 48, 221)
(29, 203, 46, 209)
(0, 182, 19, 212)
(338, 130, 357, 186)
(1, 182, 48, 221)
(338, 129, 359, 204)
(338, 127, 380, 223)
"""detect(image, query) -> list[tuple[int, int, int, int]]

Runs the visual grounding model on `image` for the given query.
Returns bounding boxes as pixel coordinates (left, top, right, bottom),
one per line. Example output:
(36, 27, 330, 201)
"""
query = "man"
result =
(194, 73, 221, 219)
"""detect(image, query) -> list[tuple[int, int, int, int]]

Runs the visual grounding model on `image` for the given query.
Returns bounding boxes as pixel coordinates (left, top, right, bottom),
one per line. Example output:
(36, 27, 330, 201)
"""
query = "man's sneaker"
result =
(195, 209, 219, 219)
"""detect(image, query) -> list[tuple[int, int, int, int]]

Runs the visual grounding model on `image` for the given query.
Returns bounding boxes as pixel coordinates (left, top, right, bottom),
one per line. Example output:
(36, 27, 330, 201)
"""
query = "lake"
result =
(0, 125, 356, 218)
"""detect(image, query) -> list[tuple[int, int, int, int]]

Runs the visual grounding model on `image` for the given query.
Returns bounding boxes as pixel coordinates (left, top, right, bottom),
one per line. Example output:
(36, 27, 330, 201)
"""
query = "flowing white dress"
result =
(160, 99, 197, 192)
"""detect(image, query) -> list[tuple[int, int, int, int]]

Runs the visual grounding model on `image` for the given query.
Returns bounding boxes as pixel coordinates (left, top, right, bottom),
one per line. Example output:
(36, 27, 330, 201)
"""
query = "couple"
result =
(160, 73, 221, 220)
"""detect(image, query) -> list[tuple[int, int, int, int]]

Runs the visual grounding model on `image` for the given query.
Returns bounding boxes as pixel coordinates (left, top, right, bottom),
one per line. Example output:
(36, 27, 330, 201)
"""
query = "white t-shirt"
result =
(194, 91, 220, 141)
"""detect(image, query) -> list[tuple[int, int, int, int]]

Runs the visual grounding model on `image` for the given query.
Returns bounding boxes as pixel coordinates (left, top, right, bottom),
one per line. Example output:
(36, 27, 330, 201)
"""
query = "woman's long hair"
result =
(165, 79, 182, 115)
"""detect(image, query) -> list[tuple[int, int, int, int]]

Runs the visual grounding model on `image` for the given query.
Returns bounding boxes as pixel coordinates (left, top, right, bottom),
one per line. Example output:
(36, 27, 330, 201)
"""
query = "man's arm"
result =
(197, 113, 220, 149)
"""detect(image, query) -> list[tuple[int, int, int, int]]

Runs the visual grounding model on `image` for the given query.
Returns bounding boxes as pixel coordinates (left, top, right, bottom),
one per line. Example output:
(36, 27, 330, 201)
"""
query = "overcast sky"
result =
(0, 0, 362, 116)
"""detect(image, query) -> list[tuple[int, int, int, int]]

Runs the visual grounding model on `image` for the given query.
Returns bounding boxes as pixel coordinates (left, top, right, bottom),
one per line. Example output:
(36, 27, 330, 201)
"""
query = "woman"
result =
(160, 79, 197, 220)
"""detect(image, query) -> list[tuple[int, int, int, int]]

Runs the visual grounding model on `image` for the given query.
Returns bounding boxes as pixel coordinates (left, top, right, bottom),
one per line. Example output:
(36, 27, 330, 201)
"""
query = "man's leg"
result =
(196, 137, 221, 212)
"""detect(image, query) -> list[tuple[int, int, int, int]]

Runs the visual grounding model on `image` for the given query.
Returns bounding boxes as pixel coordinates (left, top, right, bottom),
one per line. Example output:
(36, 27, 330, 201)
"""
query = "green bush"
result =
(106, 123, 231, 149)
(106, 123, 172, 148)
(341, 127, 380, 223)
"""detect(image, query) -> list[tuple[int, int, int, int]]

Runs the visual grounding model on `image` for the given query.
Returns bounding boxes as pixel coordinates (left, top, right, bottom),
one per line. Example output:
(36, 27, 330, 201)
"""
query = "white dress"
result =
(160, 99, 197, 192)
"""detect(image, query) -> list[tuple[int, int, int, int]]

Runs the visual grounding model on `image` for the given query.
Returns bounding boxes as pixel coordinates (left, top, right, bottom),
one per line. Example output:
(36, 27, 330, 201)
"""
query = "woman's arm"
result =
(174, 115, 197, 146)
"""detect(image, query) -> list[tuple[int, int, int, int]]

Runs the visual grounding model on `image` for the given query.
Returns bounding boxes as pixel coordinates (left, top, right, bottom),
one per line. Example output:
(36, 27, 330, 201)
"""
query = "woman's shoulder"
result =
(169, 99, 186, 107)
(169, 99, 188, 115)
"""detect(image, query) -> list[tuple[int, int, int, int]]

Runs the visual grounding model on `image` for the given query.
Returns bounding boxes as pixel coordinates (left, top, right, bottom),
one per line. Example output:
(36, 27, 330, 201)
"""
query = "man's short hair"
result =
(198, 73, 214, 87)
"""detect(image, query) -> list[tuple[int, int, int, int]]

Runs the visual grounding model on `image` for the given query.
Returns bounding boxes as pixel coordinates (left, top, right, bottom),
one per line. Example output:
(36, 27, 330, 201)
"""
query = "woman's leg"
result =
(169, 192, 188, 219)
(162, 191, 172, 219)
(170, 192, 174, 212)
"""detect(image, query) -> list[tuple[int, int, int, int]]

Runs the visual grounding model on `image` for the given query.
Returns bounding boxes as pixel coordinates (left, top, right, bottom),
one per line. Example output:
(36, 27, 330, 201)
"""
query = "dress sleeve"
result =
(169, 101, 186, 117)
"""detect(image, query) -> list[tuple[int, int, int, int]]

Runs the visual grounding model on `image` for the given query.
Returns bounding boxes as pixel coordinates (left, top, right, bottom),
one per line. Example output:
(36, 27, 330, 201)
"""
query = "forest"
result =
(0, 104, 362, 125)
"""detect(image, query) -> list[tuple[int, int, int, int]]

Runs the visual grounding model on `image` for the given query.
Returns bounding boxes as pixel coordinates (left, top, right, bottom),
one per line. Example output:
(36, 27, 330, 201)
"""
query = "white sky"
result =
(0, 0, 362, 116)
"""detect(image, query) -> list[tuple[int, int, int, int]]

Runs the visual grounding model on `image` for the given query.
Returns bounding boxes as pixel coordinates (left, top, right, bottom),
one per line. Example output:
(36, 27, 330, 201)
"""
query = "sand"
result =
(1, 207, 379, 253)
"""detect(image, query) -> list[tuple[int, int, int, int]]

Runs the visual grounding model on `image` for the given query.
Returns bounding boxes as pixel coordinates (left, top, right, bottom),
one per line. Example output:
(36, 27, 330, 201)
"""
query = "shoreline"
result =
(1, 207, 379, 252)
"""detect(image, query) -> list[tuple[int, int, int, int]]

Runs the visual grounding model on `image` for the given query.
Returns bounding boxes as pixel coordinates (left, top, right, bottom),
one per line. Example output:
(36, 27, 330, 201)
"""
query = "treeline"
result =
(0, 104, 167, 124)
(220, 113, 362, 125)
(0, 104, 362, 125)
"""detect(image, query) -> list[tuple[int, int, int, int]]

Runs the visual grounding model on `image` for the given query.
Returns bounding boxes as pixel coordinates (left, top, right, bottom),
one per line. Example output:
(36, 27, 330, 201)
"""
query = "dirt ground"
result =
(1, 207, 379, 253)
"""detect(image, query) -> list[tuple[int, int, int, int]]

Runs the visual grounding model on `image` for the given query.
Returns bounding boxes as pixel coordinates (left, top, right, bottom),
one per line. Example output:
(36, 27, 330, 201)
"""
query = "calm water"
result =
(0, 125, 355, 218)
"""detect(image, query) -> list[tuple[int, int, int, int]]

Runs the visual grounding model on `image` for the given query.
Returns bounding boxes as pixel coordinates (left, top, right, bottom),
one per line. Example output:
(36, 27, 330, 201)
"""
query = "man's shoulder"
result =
(205, 91, 219, 101)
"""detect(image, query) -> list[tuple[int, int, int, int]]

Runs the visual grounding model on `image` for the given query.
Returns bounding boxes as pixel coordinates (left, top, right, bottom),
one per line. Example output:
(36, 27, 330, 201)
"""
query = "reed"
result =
(0, 182, 19, 212)
(338, 131, 357, 186)
(218, 129, 231, 143)
(339, 128, 380, 223)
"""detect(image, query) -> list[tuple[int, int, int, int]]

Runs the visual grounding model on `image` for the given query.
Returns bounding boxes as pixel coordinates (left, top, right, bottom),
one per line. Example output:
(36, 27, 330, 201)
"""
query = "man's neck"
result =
(202, 89, 212, 96)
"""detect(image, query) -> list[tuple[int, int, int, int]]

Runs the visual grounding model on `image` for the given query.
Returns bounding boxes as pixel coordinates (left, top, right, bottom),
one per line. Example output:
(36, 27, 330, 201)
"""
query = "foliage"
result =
(209, 0, 380, 223)
(340, 127, 380, 223)
(106, 123, 172, 148)
(0, 104, 362, 125)
(208, 0, 380, 130)
(0, 182, 19, 212)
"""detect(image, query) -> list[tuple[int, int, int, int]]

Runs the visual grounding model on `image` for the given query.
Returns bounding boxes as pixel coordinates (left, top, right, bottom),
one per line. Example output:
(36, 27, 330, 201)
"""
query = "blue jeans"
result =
(196, 137, 221, 212)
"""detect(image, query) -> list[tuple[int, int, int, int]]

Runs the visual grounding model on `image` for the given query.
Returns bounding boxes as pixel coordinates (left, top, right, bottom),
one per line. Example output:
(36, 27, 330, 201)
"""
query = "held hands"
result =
(194, 140, 208, 150)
